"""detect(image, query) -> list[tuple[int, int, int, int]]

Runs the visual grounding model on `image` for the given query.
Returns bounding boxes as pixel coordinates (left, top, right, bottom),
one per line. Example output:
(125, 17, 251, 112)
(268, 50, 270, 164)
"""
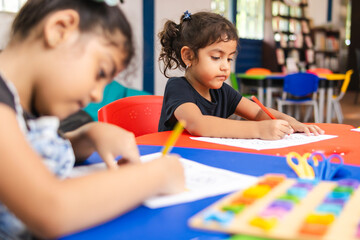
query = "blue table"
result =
(60, 145, 360, 240)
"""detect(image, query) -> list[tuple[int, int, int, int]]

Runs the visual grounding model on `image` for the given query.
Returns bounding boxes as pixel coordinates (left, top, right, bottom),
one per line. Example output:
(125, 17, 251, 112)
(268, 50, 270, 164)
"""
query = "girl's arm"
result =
(174, 101, 293, 140)
(0, 105, 184, 239)
(236, 97, 324, 135)
(266, 108, 324, 135)
(64, 122, 141, 169)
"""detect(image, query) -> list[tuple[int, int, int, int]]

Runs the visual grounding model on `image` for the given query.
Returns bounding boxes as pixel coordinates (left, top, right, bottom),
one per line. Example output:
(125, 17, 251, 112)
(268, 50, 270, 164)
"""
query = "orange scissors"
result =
(286, 152, 318, 179)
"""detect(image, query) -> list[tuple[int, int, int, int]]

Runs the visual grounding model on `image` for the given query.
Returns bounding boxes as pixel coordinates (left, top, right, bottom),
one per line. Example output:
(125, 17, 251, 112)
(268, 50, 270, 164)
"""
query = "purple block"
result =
(323, 198, 346, 206)
(268, 200, 294, 211)
(337, 179, 360, 189)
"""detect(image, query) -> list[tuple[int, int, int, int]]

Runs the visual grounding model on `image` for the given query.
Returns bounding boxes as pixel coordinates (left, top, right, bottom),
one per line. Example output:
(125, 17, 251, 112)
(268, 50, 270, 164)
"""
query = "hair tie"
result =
(183, 10, 192, 21)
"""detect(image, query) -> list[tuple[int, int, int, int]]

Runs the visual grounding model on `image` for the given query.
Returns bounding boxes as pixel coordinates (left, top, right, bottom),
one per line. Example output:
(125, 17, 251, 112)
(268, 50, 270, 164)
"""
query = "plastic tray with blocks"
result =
(189, 174, 360, 240)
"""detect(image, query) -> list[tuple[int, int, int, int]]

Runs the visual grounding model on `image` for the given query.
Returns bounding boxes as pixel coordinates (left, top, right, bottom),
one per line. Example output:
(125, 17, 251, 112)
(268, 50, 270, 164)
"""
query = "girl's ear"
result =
(181, 46, 194, 67)
(43, 9, 80, 48)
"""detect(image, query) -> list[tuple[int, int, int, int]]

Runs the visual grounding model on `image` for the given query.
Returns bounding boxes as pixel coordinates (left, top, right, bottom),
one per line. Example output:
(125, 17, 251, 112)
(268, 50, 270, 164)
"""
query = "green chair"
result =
(230, 72, 239, 92)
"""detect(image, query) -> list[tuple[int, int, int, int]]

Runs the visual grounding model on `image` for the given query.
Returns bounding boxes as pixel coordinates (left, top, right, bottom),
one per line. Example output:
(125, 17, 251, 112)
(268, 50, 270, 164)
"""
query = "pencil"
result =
(251, 95, 276, 120)
(161, 120, 186, 156)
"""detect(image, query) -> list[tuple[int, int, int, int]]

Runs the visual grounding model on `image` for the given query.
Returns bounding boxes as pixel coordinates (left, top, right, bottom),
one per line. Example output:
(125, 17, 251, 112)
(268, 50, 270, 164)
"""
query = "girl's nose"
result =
(90, 83, 105, 103)
(220, 61, 230, 71)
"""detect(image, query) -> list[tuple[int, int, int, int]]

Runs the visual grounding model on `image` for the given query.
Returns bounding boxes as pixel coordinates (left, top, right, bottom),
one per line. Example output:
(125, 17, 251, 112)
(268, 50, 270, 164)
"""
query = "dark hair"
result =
(11, 0, 134, 67)
(158, 11, 238, 78)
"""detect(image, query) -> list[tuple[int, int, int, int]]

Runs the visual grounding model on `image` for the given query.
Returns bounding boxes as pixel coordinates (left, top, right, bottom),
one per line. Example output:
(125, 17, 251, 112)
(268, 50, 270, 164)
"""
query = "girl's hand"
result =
(89, 122, 141, 168)
(152, 154, 185, 195)
(289, 120, 325, 136)
(257, 120, 294, 140)
(67, 122, 141, 169)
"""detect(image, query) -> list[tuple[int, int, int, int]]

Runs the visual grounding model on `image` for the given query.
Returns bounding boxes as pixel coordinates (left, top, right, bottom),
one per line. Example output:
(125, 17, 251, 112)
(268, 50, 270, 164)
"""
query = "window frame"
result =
(0, 0, 26, 13)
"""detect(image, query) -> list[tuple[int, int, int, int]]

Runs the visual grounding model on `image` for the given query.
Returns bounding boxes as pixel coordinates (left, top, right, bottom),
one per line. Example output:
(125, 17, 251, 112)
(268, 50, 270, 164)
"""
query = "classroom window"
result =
(211, 0, 233, 21)
(211, 0, 228, 16)
(236, 0, 265, 40)
(0, 0, 26, 12)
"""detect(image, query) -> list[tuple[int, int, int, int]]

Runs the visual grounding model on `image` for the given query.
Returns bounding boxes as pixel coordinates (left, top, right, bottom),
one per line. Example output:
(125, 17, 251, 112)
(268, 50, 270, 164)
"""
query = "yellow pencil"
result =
(161, 120, 186, 156)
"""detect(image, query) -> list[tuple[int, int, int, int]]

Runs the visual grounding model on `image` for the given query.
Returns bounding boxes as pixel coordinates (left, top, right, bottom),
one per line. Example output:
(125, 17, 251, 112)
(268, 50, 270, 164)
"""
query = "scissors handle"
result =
(286, 152, 315, 179)
(324, 154, 344, 180)
(310, 152, 344, 180)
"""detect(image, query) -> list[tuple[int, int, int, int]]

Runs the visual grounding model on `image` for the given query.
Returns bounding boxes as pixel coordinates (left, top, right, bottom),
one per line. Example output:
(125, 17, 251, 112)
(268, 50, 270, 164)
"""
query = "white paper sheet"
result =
(69, 153, 257, 209)
(190, 133, 337, 150)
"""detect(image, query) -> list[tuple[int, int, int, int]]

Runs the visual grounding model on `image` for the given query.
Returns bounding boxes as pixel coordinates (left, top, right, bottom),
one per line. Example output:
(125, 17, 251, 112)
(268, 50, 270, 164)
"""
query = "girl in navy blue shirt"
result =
(158, 11, 324, 139)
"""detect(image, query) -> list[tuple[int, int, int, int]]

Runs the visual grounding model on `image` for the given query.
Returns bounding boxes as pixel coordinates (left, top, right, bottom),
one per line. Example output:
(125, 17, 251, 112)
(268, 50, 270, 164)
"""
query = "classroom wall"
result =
(308, 0, 341, 27)
(0, 0, 344, 95)
(114, 0, 143, 91)
(0, 12, 15, 50)
(154, 0, 212, 95)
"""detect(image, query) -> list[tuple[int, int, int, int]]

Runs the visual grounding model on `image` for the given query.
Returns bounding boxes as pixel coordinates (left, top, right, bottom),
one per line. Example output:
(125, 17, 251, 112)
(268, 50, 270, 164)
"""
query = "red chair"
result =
(306, 68, 333, 75)
(98, 95, 163, 137)
(245, 68, 272, 75)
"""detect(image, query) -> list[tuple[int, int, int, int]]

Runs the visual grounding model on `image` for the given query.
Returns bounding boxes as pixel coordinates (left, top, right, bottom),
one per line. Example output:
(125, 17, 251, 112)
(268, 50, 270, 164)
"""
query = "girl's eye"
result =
(228, 58, 234, 62)
(97, 69, 107, 79)
(211, 56, 220, 60)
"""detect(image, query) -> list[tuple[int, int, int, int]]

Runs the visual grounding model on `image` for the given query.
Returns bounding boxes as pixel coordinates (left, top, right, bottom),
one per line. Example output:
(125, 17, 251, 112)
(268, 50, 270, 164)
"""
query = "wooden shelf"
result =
(272, 0, 315, 72)
(312, 28, 340, 71)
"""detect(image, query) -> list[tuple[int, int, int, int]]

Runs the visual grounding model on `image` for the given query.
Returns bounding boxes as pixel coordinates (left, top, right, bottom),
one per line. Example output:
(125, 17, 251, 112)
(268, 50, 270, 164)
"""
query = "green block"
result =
(333, 186, 354, 194)
(230, 234, 272, 240)
(222, 204, 246, 214)
(277, 194, 300, 204)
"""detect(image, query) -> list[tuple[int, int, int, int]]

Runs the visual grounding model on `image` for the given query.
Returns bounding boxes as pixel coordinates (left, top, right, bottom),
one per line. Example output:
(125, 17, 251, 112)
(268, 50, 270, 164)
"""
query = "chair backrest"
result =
(340, 69, 354, 94)
(283, 73, 319, 97)
(333, 69, 354, 102)
(83, 81, 150, 121)
(98, 95, 163, 137)
(245, 68, 271, 75)
(306, 68, 333, 75)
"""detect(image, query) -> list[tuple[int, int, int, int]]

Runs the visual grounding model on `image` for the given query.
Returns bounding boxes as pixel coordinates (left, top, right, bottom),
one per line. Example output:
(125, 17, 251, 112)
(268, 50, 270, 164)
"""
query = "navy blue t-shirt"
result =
(158, 77, 242, 131)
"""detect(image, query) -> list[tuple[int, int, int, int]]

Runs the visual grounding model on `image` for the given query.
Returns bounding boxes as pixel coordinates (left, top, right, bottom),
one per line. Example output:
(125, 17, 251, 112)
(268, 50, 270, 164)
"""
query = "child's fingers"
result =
(280, 121, 293, 134)
(313, 125, 325, 134)
(99, 152, 118, 170)
(120, 149, 141, 164)
(303, 126, 311, 136)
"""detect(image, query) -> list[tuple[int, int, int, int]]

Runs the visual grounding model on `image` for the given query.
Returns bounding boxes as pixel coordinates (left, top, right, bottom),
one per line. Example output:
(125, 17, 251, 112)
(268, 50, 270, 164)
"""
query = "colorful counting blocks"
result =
(202, 174, 285, 227)
(249, 216, 278, 231)
(250, 178, 318, 231)
(222, 204, 245, 214)
(242, 185, 271, 199)
(305, 213, 335, 225)
(203, 210, 234, 226)
(299, 179, 359, 237)
(299, 223, 329, 236)
(189, 175, 360, 240)
(257, 174, 286, 188)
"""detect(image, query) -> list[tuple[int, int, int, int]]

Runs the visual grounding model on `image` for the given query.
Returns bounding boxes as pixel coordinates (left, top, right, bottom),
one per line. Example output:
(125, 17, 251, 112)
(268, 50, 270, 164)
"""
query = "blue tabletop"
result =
(60, 145, 360, 240)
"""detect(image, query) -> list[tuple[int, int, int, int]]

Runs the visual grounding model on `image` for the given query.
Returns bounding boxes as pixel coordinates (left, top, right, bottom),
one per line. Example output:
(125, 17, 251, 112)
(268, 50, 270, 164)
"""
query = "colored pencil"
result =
(161, 120, 186, 156)
(251, 95, 276, 120)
